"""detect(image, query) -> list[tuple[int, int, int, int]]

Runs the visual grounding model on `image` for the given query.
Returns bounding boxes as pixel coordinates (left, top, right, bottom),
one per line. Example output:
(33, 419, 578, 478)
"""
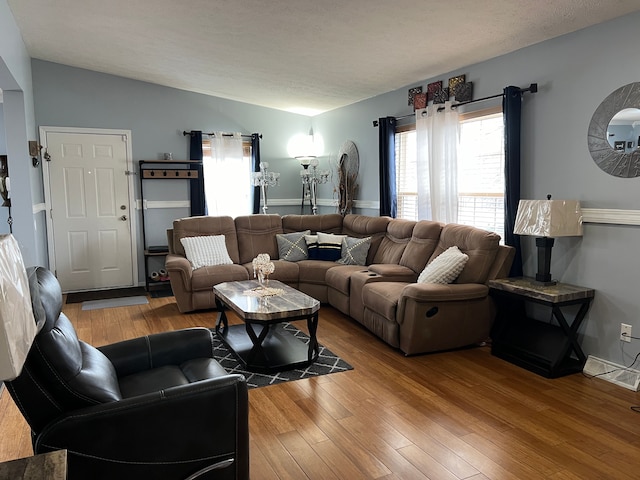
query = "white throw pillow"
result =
(418, 246, 469, 284)
(180, 235, 233, 269)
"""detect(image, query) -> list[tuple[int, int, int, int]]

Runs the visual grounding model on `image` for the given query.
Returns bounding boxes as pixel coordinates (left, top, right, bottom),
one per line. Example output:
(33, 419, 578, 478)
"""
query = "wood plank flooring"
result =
(1, 295, 640, 478)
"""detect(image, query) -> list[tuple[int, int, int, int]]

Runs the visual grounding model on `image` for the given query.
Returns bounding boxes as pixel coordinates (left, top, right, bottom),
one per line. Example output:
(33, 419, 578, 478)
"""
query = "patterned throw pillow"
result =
(276, 230, 311, 262)
(338, 236, 371, 266)
(180, 235, 233, 269)
(417, 246, 469, 284)
(304, 234, 319, 260)
(316, 232, 347, 262)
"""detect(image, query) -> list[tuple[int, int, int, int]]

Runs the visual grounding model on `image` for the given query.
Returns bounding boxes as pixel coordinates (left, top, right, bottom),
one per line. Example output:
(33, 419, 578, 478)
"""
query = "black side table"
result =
(489, 277, 595, 378)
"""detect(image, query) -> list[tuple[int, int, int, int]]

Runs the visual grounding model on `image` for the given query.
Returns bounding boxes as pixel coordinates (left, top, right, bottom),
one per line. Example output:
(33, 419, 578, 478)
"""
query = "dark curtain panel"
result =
(378, 116, 397, 217)
(503, 86, 523, 277)
(188, 131, 205, 216)
(251, 133, 261, 214)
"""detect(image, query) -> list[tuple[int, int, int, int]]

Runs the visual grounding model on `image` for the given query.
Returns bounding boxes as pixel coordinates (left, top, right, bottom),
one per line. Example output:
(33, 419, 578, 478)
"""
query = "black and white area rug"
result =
(211, 323, 353, 389)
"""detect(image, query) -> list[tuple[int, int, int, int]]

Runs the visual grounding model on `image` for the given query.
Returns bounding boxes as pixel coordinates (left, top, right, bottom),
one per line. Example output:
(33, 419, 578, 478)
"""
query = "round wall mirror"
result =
(588, 82, 640, 177)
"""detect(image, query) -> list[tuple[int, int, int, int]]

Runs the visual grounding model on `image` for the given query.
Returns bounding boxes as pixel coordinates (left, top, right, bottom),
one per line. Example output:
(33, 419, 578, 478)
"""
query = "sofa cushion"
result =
(180, 235, 234, 269)
(241, 260, 299, 284)
(235, 215, 282, 264)
(282, 214, 344, 234)
(399, 220, 443, 274)
(191, 264, 250, 291)
(429, 224, 500, 284)
(418, 246, 468, 284)
(338, 236, 371, 266)
(362, 282, 406, 323)
(173, 216, 240, 263)
(372, 219, 416, 265)
(326, 265, 368, 295)
(276, 230, 310, 262)
(342, 214, 390, 264)
(297, 260, 338, 285)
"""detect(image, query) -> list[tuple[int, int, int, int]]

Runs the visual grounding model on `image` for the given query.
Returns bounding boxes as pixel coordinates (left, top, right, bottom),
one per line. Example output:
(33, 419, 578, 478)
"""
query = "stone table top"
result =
(0, 450, 67, 480)
(488, 277, 595, 304)
(214, 280, 320, 321)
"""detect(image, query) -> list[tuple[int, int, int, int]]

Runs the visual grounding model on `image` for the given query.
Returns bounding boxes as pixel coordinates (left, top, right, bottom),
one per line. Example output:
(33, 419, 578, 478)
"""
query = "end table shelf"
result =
(489, 277, 595, 378)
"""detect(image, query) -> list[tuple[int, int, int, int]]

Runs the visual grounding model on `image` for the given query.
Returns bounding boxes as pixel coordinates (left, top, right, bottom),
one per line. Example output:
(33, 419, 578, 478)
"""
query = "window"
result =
(395, 107, 505, 238)
(202, 137, 253, 217)
(395, 127, 418, 220)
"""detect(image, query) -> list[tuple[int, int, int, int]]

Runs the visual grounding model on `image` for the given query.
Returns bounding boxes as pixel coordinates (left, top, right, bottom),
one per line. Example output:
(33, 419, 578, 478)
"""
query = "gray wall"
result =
(313, 11, 640, 367)
(0, 103, 7, 235)
(30, 10, 640, 367)
(0, 0, 45, 264)
(0, 103, 6, 154)
(32, 60, 314, 280)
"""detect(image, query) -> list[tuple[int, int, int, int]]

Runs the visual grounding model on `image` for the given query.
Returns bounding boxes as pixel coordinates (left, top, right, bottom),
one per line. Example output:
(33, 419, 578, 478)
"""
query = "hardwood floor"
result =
(2, 295, 640, 479)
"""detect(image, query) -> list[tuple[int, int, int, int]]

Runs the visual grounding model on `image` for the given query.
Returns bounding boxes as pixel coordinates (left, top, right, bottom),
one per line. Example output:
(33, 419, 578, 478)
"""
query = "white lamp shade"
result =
(514, 199, 583, 237)
(0, 234, 38, 381)
(287, 131, 324, 160)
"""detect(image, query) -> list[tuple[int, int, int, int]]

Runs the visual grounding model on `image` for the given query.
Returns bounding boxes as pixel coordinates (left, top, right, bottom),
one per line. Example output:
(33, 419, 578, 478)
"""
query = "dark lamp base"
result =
(535, 236, 556, 286)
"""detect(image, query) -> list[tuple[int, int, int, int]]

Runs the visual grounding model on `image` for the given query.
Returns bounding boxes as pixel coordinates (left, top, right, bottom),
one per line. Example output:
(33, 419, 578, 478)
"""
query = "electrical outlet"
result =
(621, 323, 632, 342)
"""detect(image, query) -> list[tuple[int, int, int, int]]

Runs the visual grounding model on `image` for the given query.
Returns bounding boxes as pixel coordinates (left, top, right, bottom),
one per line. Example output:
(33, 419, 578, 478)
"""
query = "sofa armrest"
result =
(165, 253, 193, 290)
(401, 282, 489, 302)
(98, 328, 215, 377)
(368, 264, 417, 281)
(35, 374, 249, 480)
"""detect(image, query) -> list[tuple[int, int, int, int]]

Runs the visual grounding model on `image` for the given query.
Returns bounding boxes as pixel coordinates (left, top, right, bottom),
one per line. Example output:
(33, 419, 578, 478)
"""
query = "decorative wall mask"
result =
(588, 82, 640, 177)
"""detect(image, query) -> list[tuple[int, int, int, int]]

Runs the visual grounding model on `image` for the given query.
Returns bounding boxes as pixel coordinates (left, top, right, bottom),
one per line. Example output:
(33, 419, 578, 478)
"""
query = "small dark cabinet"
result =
(489, 277, 594, 378)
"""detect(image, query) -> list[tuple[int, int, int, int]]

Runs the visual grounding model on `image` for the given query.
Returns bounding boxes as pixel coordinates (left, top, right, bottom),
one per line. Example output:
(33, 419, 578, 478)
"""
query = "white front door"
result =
(42, 129, 136, 292)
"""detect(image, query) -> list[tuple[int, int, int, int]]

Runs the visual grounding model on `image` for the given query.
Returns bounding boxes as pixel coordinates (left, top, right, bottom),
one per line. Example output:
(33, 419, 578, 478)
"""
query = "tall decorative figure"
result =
(251, 162, 280, 214)
(337, 141, 359, 216)
(300, 158, 330, 215)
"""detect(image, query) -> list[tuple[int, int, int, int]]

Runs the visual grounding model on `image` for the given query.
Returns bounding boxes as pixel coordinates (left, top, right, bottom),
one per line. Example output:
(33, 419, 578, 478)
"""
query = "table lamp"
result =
(513, 195, 583, 285)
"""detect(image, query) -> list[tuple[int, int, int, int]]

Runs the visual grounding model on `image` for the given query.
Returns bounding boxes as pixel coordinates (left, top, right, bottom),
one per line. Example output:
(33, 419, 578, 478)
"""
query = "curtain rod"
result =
(183, 131, 262, 139)
(372, 83, 538, 127)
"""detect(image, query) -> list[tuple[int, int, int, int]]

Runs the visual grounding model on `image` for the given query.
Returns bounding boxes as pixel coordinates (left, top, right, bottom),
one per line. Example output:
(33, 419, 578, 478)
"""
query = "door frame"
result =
(39, 126, 139, 288)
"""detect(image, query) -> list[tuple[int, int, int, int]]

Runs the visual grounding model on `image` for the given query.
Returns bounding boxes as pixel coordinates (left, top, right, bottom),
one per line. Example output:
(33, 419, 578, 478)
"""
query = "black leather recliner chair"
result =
(5, 266, 249, 480)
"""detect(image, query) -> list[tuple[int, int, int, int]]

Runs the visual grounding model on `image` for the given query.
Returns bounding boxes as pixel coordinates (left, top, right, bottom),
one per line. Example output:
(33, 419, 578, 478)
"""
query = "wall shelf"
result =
(139, 160, 202, 291)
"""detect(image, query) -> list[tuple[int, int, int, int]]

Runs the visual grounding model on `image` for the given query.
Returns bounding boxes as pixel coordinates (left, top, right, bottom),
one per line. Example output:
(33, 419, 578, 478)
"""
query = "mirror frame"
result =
(588, 82, 640, 177)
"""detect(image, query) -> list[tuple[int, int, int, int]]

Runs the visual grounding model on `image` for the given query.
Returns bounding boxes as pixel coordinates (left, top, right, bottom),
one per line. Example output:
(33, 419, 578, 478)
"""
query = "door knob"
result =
(120, 215, 127, 221)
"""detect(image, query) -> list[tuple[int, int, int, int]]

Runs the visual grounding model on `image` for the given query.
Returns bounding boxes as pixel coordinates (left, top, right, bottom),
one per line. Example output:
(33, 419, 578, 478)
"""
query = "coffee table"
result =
(213, 280, 320, 373)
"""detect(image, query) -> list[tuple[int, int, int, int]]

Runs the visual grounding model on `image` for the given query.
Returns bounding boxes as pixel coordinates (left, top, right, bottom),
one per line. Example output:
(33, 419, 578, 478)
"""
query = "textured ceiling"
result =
(7, 0, 640, 115)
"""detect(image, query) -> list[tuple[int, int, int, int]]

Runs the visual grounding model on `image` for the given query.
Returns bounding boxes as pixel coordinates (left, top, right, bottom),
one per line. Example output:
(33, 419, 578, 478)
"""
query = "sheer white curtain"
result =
(203, 132, 251, 217)
(415, 101, 459, 223)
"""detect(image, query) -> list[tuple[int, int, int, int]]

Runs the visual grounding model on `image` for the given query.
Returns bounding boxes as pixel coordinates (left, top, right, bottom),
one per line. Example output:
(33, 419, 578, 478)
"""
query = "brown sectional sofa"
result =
(165, 214, 515, 355)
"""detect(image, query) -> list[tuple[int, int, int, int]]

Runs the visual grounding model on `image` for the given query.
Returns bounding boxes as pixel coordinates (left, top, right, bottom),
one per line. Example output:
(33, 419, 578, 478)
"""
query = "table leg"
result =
(245, 322, 271, 365)
(215, 298, 228, 334)
(552, 302, 589, 365)
(307, 312, 319, 362)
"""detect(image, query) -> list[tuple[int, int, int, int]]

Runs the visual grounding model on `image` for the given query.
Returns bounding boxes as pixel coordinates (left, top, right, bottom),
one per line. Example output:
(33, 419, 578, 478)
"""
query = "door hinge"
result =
(125, 170, 137, 176)
(121, 135, 127, 142)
